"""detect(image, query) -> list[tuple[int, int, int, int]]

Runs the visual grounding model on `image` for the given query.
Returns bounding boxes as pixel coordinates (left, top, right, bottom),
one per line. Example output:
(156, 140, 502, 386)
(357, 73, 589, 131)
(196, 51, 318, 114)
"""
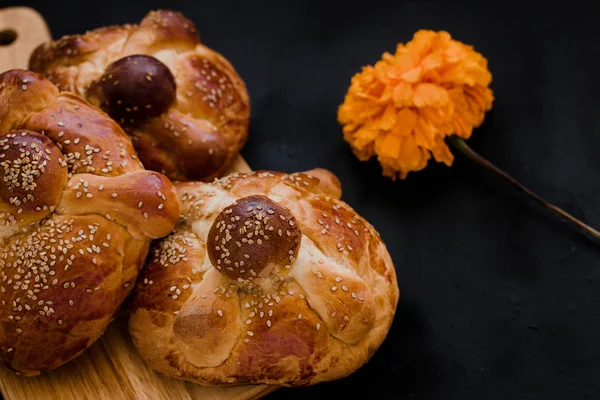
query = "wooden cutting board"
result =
(0, 7, 276, 400)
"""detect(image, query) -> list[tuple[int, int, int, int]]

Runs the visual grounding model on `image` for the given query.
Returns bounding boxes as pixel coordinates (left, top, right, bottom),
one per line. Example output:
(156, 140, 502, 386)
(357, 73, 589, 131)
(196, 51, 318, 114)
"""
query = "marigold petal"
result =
(444, 42, 466, 63)
(464, 85, 494, 114)
(344, 99, 383, 122)
(402, 67, 422, 83)
(379, 104, 397, 131)
(465, 57, 492, 86)
(377, 135, 426, 180)
(413, 117, 437, 149)
(421, 69, 441, 83)
(392, 81, 413, 107)
(353, 144, 375, 161)
(413, 83, 449, 108)
(438, 63, 466, 83)
(393, 51, 417, 76)
(398, 135, 424, 171)
(415, 147, 431, 171)
(382, 51, 395, 63)
(419, 104, 453, 127)
(391, 107, 418, 137)
(431, 136, 454, 166)
(431, 31, 452, 51)
(379, 84, 393, 103)
(353, 118, 380, 141)
(421, 52, 443, 72)
(374, 131, 402, 161)
(452, 113, 473, 138)
(337, 101, 356, 124)
(406, 30, 437, 59)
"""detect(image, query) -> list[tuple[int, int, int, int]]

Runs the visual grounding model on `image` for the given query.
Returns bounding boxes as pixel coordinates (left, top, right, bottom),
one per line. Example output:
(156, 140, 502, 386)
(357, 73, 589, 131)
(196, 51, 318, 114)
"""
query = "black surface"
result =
(3, 1, 600, 399)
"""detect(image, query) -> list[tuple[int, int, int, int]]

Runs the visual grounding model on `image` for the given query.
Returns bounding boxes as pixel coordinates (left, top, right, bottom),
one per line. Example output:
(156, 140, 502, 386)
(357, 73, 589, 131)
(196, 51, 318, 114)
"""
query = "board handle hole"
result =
(0, 29, 18, 46)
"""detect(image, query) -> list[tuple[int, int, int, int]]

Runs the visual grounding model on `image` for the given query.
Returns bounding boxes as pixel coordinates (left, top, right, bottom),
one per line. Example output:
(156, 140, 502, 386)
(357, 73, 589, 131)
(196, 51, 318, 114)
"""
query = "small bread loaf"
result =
(0, 69, 180, 375)
(30, 9, 249, 181)
(129, 169, 399, 386)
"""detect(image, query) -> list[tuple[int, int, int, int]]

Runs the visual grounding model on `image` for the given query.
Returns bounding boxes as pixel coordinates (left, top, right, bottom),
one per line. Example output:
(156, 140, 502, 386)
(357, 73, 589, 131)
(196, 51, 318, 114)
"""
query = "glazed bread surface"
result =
(0, 69, 180, 375)
(30, 9, 250, 181)
(129, 169, 399, 386)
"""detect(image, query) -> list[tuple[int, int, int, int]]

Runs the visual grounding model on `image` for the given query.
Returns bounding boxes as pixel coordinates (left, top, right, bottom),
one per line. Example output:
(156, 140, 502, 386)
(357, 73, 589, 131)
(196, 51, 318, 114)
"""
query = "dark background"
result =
(2, 0, 600, 399)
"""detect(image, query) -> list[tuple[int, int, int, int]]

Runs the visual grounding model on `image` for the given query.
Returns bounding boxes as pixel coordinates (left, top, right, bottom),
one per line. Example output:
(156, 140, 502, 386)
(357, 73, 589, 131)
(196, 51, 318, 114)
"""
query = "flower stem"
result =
(447, 135, 600, 241)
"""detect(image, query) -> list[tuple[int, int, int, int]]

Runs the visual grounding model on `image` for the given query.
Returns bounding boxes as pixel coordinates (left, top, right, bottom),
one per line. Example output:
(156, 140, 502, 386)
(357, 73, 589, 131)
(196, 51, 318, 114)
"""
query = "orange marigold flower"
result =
(338, 30, 494, 180)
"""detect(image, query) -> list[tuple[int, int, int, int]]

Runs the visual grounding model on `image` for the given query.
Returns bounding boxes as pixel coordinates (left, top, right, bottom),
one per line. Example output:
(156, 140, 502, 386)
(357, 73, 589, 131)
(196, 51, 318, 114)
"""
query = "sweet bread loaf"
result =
(0, 69, 180, 375)
(129, 169, 398, 386)
(30, 9, 249, 181)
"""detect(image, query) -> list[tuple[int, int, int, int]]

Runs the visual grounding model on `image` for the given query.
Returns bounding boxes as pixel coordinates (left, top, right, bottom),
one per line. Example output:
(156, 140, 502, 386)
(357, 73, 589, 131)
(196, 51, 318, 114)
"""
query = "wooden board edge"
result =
(0, 6, 51, 71)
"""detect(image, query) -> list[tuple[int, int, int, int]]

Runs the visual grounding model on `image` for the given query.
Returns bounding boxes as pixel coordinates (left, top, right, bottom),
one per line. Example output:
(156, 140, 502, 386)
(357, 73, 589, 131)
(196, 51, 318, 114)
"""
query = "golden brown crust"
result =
(0, 69, 180, 375)
(0, 71, 58, 133)
(129, 169, 399, 386)
(128, 109, 229, 182)
(30, 9, 250, 181)
(22, 92, 142, 176)
(123, 9, 199, 54)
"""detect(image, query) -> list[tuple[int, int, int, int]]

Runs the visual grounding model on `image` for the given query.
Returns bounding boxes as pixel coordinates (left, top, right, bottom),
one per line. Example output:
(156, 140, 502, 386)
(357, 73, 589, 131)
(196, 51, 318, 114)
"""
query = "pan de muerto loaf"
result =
(129, 169, 399, 386)
(30, 9, 249, 181)
(0, 69, 180, 375)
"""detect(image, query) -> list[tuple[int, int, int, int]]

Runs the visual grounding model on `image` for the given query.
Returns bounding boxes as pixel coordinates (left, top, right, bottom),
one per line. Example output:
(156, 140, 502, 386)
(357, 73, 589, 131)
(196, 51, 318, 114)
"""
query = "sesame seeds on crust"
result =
(0, 69, 179, 374)
(207, 195, 301, 288)
(131, 168, 395, 373)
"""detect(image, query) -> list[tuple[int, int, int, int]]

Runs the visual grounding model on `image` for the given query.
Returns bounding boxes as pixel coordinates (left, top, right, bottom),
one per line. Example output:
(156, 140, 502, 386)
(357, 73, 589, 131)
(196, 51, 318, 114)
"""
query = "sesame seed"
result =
(217, 309, 223, 316)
